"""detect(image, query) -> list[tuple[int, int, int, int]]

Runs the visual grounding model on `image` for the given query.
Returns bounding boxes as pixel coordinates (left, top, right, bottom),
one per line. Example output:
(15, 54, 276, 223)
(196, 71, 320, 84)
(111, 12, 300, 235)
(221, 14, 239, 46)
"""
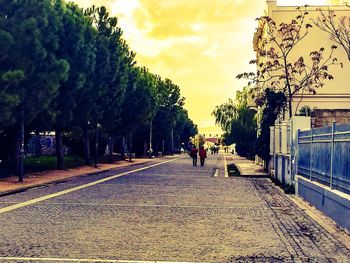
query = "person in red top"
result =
(199, 146, 207, 167)
(190, 145, 198, 166)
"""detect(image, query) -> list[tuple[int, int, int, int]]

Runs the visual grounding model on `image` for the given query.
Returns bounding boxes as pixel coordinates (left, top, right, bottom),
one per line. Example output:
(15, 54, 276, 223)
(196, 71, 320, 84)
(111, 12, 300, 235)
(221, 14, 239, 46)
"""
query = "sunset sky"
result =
(72, 0, 337, 134)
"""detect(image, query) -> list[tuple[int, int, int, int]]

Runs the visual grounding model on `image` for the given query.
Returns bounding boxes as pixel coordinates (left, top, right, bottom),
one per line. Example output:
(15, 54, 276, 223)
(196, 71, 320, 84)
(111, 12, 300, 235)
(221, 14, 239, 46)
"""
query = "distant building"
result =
(205, 137, 220, 144)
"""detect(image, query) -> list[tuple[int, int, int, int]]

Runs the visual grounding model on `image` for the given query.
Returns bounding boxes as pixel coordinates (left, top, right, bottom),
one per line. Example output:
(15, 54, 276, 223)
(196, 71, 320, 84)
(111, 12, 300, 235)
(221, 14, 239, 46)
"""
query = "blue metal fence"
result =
(297, 123, 350, 194)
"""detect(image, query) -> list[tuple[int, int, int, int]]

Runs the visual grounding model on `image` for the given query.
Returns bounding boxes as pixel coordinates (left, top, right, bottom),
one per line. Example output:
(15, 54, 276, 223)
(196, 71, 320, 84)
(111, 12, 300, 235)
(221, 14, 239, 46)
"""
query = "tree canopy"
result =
(212, 87, 257, 159)
(0, 0, 197, 180)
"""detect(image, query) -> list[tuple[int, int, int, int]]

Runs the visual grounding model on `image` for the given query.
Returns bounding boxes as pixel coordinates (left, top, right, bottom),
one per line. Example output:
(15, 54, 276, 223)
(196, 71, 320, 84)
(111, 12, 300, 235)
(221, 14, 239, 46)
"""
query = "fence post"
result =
(289, 120, 293, 182)
(330, 121, 336, 189)
(295, 128, 299, 179)
(310, 127, 313, 181)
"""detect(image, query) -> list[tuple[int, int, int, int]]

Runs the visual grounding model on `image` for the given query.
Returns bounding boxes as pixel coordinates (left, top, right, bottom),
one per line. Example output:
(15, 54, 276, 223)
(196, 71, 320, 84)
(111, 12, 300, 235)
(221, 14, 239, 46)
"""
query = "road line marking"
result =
(214, 168, 219, 177)
(0, 257, 117, 262)
(0, 257, 199, 263)
(224, 154, 229, 178)
(0, 157, 183, 215)
(19, 201, 262, 210)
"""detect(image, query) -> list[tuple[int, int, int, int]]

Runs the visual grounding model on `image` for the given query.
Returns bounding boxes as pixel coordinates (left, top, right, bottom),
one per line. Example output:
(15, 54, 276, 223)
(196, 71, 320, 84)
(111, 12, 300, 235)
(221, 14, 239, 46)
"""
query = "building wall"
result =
(261, 1, 350, 114)
(312, 109, 350, 127)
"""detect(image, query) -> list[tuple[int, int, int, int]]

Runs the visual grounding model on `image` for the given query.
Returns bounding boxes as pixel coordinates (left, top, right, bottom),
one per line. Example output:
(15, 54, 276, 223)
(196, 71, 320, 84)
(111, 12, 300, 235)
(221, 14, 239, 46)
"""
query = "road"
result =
(0, 154, 349, 262)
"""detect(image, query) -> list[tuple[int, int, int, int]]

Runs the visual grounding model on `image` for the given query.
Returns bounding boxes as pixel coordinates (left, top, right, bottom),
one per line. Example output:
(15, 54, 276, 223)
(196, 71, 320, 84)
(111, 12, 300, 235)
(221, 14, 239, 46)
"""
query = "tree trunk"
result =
(149, 121, 153, 158)
(94, 120, 98, 168)
(155, 142, 159, 155)
(15, 127, 20, 176)
(18, 103, 25, 182)
(288, 99, 293, 119)
(108, 135, 114, 163)
(143, 141, 147, 156)
(121, 136, 125, 160)
(170, 128, 174, 155)
(55, 126, 65, 170)
(129, 132, 132, 162)
(83, 128, 91, 165)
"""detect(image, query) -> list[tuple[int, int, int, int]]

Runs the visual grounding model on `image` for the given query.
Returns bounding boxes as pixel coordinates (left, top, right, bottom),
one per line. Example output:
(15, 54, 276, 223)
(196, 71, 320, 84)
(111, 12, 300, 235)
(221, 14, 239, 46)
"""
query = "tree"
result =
(173, 109, 197, 151)
(70, 25, 96, 165)
(226, 89, 257, 159)
(297, 105, 311, 116)
(0, 2, 198, 173)
(212, 88, 257, 159)
(99, 16, 135, 163)
(152, 78, 185, 154)
(228, 106, 256, 159)
(313, 7, 350, 61)
(212, 99, 235, 133)
(0, 71, 22, 128)
(81, 6, 132, 167)
(237, 9, 340, 118)
(255, 89, 286, 168)
(118, 67, 156, 161)
(1, 0, 69, 181)
(136, 68, 159, 156)
(51, 2, 96, 169)
(191, 134, 205, 148)
(0, 3, 23, 128)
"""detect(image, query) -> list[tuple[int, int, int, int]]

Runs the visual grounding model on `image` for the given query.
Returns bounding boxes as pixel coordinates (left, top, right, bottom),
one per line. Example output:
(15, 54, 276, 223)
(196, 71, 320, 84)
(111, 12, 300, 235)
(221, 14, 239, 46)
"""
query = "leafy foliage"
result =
(0, 1, 197, 178)
(212, 99, 235, 132)
(297, 105, 311, 116)
(213, 87, 257, 159)
(255, 89, 286, 164)
(237, 9, 340, 118)
(313, 8, 350, 61)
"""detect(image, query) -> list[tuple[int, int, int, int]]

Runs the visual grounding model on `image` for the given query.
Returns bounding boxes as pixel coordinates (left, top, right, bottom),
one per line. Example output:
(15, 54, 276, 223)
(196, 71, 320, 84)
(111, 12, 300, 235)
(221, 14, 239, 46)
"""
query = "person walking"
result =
(190, 145, 198, 166)
(199, 146, 207, 167)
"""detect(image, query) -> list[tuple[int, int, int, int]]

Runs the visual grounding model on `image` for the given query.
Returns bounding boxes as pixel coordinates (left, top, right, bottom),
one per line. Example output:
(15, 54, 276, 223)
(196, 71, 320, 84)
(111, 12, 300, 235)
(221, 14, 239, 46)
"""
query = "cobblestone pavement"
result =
(0, 154, 349, 262)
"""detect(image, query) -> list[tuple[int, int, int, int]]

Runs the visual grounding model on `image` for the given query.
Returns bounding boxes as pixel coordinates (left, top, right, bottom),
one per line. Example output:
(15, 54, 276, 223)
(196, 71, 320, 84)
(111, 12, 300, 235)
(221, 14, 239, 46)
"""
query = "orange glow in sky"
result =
(71, 0, 339, 134)
(72, 0, 267, 134)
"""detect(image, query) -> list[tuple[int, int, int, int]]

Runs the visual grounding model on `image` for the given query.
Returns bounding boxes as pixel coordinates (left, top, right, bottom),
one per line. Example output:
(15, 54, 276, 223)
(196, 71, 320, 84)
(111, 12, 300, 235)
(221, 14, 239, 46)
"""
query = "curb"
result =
(232, 173, 271, 178)
(267, 176, 350, 248)
(229, 162, 270, 178)
(0, 159, 152, 197)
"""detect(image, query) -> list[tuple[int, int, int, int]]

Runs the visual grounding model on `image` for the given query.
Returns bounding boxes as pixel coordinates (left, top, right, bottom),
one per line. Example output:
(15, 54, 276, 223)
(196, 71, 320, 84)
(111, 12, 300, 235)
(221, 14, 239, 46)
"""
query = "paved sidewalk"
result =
(226, 154, 269, 176)
(0, 158, 150, 196)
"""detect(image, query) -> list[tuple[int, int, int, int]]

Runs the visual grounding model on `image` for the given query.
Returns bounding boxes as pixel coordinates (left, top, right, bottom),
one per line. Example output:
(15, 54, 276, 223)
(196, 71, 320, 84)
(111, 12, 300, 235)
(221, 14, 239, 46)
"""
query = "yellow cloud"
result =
(134, 0, 262, 40)
(72, 0, 266, 130)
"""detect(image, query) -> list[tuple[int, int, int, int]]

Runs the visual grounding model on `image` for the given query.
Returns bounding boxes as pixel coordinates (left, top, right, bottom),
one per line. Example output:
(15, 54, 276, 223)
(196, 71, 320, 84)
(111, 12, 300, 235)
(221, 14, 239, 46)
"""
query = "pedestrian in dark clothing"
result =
(199, 147, 207, 166)
(190, 145, 198, 166)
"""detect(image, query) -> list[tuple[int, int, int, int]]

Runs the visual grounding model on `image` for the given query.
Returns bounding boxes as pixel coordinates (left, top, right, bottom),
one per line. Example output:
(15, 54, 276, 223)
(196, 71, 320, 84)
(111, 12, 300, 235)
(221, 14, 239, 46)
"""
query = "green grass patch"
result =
(24, 156, 85, 172)
(227, 164, 241, 176)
